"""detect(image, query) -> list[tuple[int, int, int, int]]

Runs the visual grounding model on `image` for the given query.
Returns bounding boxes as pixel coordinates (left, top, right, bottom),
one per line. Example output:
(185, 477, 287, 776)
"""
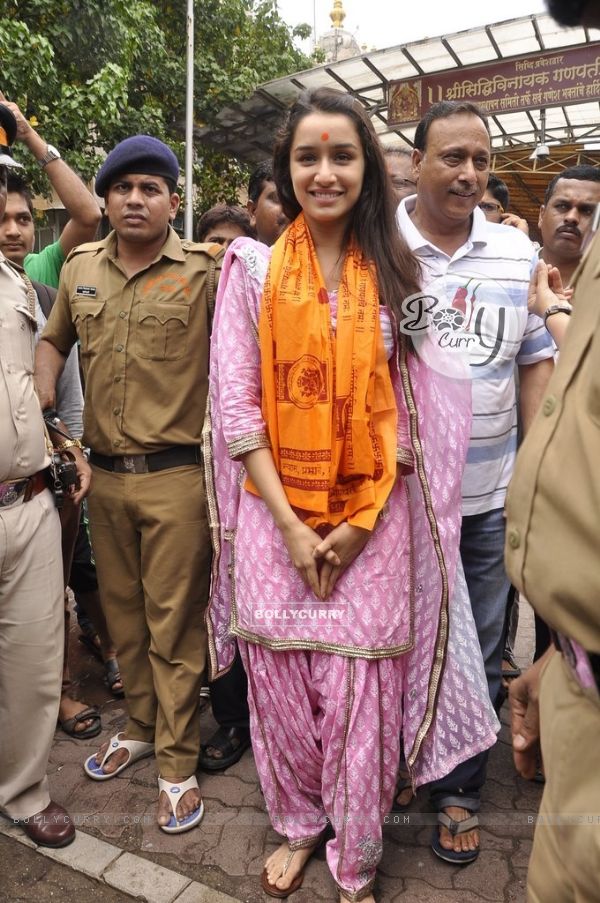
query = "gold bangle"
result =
(56, 438, 84, 452)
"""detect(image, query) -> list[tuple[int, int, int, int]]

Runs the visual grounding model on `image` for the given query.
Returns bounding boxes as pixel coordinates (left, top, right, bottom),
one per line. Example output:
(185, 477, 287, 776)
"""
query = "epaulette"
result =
(65, 239, 107, 262)
(180, 240, 225, 261)
(178, 241, 224, 330)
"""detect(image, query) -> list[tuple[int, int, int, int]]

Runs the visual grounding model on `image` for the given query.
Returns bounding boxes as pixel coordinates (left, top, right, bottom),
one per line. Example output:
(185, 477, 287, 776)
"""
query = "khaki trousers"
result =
(528, 652, 600, 903)
(59, 500, 81, 695)
(0, 490, 63, 819)
(87, 464, 211, 778)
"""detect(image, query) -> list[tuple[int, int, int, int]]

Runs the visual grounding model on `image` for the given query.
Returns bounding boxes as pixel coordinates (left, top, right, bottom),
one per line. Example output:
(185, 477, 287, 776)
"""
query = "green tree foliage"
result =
(0, 0, 313, 213)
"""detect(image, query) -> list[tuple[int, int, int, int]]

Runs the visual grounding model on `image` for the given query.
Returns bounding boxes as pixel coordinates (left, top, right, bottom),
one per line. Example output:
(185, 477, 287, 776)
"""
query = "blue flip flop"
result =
(431, 811, 480, 864)
(83, 732, 154, 781)
(157, 775, 204, 834)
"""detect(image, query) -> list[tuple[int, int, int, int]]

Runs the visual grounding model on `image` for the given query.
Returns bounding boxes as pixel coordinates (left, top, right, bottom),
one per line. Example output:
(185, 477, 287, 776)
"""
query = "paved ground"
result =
(0, 601, 542, 903)
(0, 834, 127, 903)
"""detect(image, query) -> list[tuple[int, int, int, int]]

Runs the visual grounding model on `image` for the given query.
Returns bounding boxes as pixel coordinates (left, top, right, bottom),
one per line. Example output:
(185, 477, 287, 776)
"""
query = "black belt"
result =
(90, 446, 201, 474)
(0, 470, 48, 507)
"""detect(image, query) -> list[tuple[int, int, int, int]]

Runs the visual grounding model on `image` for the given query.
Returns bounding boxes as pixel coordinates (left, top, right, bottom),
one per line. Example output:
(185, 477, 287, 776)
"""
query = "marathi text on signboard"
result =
(388, 43, 600, 126)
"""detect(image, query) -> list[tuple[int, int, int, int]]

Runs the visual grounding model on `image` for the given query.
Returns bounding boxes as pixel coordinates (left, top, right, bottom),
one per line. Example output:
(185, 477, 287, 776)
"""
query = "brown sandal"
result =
(261, 836, 324, 899)
(58, 705, 102, 740)
(261, 849, 305, 898)
(104, 657, 125, 698)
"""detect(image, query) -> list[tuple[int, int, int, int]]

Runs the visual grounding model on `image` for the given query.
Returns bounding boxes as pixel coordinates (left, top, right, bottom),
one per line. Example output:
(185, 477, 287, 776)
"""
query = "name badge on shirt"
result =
(76, 285, 97, 297)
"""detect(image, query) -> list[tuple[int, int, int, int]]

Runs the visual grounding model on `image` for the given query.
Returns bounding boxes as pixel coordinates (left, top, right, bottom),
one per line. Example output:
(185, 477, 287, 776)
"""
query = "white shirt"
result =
(397, 198, 554, 515)
(0, 254, 49, 481)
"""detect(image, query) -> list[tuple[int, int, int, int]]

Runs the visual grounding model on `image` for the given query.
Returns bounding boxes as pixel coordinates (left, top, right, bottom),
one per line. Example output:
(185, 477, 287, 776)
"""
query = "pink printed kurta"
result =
(203, 237, 498, 896)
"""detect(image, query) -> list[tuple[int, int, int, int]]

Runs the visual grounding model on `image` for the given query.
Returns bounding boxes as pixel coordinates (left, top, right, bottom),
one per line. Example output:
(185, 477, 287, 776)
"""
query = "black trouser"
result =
(534, 612, 551, 662)
(70, 505, 98, 595)
(208, 646, 249, 730)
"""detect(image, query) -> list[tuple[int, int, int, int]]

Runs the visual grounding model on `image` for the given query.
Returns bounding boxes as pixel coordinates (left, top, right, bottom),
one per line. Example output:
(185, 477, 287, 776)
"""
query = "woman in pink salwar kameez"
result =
(204, 88, 498, 902)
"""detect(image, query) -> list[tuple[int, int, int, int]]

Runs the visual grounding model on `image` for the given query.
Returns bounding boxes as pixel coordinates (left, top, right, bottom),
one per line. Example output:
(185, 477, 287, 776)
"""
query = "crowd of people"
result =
(1, 1, 599, 900)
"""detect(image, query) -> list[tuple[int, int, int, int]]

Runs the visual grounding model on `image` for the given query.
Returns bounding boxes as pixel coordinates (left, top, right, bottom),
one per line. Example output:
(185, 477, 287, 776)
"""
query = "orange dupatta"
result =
(247, 214, 397, 531)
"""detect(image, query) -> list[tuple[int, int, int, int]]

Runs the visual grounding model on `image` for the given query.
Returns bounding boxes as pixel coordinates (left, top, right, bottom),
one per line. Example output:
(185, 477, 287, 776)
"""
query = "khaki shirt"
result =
(0, 253, 49, 480)
(505, 229, 600, 653)
(42, 228, 223, 455)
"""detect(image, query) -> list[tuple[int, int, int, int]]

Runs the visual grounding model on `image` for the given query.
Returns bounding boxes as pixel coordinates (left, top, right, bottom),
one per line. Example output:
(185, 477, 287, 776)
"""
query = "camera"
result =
(50, 452, 79, 508)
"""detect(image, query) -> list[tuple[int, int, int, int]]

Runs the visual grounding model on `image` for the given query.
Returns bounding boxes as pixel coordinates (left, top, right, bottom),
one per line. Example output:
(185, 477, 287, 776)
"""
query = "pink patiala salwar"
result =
(240, 643, 403, 900)
(204, 237, 499, 898)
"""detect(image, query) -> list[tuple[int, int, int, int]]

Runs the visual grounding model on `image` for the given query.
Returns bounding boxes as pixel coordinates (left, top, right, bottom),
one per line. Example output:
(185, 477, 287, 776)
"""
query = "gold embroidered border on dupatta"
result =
(398, 343, 451, 770)
(332, 659, 355, 888)
(201, 400, 231, 681)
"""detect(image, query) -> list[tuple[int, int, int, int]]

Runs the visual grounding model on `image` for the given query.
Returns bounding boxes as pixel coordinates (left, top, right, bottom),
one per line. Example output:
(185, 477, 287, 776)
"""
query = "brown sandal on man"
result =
(392, 762, 415, 812)
(59, 705, 102, 739)
(198, 725, 251, 772)
(104, 657, 125, 698)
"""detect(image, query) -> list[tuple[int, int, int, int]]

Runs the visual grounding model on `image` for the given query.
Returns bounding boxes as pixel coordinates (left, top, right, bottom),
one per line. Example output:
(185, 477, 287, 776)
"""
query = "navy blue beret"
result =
(95, 135, 179, 196)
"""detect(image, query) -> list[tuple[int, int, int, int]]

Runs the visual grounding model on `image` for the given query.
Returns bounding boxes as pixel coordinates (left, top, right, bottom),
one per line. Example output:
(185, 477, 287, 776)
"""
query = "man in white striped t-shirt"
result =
(397, 100, 554, 865)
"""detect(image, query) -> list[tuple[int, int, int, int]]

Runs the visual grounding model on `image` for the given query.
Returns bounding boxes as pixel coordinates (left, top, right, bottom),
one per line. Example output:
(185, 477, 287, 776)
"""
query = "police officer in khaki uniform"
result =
(0, 103, 88, 847)
(36, 136, 223, 834)
(506, 219, 600, 903)
(505, 7, 600, 900)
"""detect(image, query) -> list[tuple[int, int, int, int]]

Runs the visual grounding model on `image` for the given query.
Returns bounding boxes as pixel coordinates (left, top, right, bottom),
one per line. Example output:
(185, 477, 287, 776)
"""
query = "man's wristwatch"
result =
(543, 303, 572, 325)
(55, 438, 84, 452)
(37, 144, 61, 168)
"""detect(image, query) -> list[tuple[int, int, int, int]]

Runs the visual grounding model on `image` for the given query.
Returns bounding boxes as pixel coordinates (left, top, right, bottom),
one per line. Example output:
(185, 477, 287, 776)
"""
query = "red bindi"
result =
(321, 132, 329, 141)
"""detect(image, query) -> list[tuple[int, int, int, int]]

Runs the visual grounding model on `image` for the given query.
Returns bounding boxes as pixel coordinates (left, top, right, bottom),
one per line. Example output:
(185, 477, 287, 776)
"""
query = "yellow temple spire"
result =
(330, 0, 346, 29)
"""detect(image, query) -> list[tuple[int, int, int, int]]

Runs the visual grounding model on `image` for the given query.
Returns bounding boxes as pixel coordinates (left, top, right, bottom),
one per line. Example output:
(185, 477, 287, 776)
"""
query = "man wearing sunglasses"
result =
(480, 173, 530, 233)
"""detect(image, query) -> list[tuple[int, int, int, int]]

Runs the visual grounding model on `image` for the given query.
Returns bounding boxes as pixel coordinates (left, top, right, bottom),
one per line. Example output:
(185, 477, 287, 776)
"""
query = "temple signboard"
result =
(388, 43, 600, 125)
